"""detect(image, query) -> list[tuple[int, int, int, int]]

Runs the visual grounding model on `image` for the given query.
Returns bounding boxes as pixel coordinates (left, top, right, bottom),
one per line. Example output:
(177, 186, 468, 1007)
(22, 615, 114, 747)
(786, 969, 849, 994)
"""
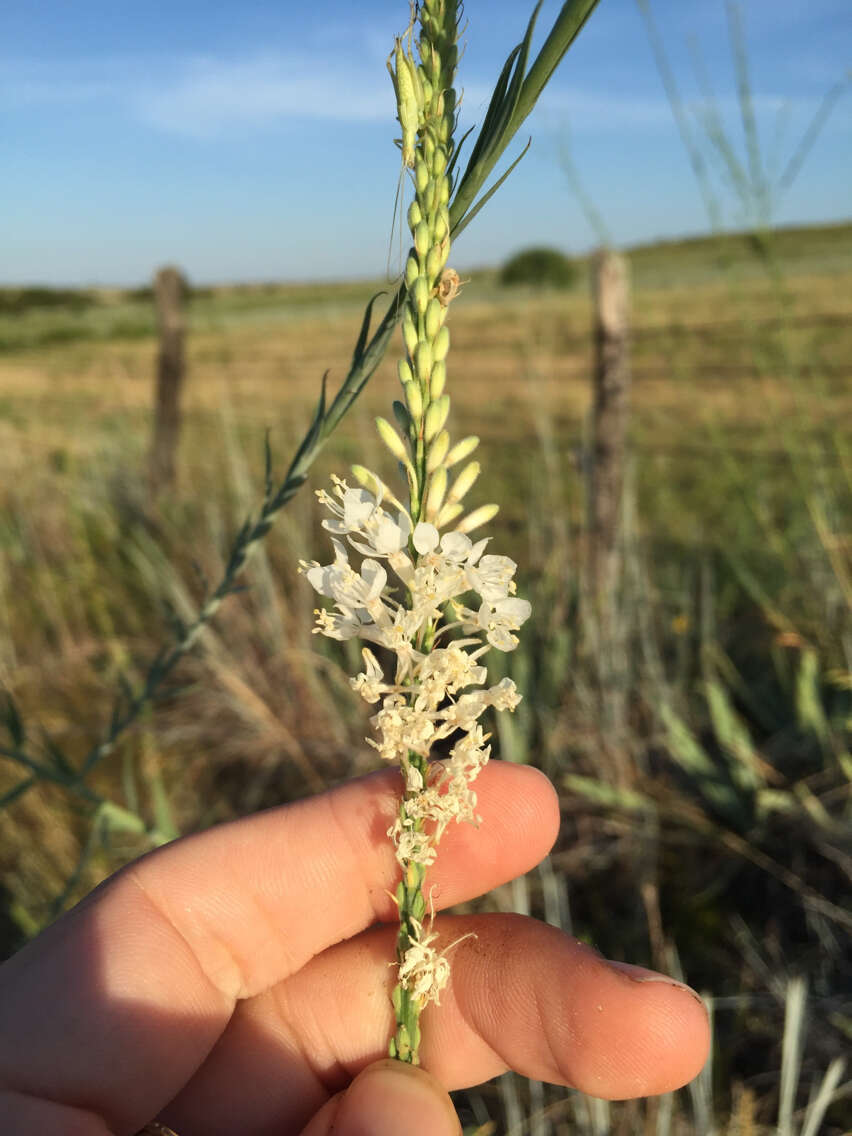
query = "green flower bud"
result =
(432, 146, 447, 177)
(414, 340, 433, 384)
(405, 254, 419, 288)
(415, 158, 429, 193)
(407, 200, 422, 230)
(432, 324, 450, 362)
(392, 399, 412, 435)
(412, 275, 430, 315)
(429, 358, 446, 398)
(439, 177, 450, 205)
(433, 209, 448, 243)
(448, 460, 480, 504)
(376, 416, 409, 464)
(426, 241, 448, 280)
(424, 394, 450, 442)
(435, 500, 464, 528)
(426, 428, 450, 473)
(414, 220, 431, 258)
(456, 503, 500, 534)
(402, 312, 418, 356)
(394, 42, 415, 106)
(397, 357, 413, 387)
(424, 297, 443, 340)
(425, 467, 447, 519)
(445, 435, 479, 468)
(404, 380, 423, 421)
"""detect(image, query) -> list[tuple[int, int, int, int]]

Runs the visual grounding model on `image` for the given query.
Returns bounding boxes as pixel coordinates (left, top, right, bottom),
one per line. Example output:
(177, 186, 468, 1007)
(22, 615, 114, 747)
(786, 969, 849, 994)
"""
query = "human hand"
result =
(0, 763, 709, 1135)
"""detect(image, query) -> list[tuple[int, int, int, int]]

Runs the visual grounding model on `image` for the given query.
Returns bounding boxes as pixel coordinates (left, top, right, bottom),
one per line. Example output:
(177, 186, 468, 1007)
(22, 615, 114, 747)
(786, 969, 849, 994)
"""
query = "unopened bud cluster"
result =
(383, 1, 497, 535)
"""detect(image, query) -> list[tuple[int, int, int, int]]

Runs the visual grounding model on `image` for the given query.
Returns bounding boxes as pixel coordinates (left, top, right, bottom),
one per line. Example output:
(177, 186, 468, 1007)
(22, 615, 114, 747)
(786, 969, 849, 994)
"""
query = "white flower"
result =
(467, 553, 519, 603)
(305, 470, 531, 889)
(370, 696, 435, 763)
(350, 647, 388, 703)
(397, 924, 451, 1006)
(474, 596, 532, 650)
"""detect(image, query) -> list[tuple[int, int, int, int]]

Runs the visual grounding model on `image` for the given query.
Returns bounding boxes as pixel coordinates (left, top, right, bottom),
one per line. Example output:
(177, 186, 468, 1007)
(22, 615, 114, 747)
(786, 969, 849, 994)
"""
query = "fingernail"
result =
(605, 960, 706, 1006)
(338, 1058, 461, 1136)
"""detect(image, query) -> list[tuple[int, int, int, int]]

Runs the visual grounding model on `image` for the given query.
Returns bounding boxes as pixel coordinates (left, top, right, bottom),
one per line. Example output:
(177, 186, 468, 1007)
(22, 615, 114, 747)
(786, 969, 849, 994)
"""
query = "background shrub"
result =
(499, 245, 579, 289)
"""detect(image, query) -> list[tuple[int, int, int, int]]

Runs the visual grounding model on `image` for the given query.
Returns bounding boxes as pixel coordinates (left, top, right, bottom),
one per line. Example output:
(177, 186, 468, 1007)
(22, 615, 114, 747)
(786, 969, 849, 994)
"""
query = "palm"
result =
(0, 765, 708, 1135)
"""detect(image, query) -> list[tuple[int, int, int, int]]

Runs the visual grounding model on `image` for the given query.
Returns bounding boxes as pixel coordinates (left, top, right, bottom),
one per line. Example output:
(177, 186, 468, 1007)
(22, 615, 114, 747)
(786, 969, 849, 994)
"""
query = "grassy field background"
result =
(1, 221, 850, 1133)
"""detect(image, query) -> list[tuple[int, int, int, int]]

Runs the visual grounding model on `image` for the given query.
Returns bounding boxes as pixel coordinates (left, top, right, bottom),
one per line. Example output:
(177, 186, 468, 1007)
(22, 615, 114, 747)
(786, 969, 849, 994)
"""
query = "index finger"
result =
(0, 761, 558, 1135)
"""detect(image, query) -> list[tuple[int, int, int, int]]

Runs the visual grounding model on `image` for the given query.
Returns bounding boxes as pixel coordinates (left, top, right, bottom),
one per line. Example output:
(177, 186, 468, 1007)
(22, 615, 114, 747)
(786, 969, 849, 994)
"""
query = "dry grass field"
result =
(1, 223, 850, 1133)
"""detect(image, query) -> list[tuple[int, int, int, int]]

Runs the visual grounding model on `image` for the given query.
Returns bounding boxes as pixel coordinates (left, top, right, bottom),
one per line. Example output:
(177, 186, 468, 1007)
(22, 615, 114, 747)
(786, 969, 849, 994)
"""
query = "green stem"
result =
(389, 752, 430, 1064)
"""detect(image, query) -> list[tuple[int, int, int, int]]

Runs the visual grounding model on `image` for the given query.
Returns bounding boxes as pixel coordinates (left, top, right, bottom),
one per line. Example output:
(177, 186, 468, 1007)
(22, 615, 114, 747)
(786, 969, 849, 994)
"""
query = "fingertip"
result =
(304, 1059, 461, 1136)
(603, 961, 711, 1094)
(565, 953, 711, 1099)
(478, 760, 561, 853)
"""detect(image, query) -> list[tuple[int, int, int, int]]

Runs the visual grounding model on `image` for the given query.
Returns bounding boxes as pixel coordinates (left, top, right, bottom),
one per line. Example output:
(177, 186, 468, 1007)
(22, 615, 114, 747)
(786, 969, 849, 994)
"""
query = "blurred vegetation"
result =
(1, 221, 851, 1132)
(499, 246, 579, 289)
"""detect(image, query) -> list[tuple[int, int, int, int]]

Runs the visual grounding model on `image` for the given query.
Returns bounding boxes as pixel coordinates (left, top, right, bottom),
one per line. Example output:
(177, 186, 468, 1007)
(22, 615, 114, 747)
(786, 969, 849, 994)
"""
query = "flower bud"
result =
(456, 503, 500, 534)
(448, 460, 480, 504)
(424, 297, 443, 340)
(433, 209, 448, 243)
(411, 276, 430, 315)
(429, 358, 446, 398)
(414, 221, 431, 259)
(394, 42, 415, 106)
(432, 146, 447, 177)
(403, 312, 418, 357)
(376, 416, 409, 464)
(445, 435, 479, 468)
(426, 241, 448, 280)
(414, 340, 432, 384)
(397, 357, 413, 387)
(424, 394, 450, 442)
(415, 158, 429, 193)
(392, 399, 412, 436)
(425, 467, 447, 519)
(432, 325, 450, 362)
(405, 255, 419, 288)
(404, 380, 423, 421)
(407, 200, 422, 230)
(426, 429, 450, 473)
(435, 500, 463, 528)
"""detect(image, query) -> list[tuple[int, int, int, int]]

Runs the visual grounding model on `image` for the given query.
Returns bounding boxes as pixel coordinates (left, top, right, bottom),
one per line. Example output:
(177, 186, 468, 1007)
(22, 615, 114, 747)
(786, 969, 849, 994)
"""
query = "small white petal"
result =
(413, 522, 440, 554)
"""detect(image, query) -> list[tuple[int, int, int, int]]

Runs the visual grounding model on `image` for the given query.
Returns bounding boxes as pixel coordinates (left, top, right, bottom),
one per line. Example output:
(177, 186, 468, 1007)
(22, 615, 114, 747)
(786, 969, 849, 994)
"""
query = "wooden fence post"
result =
(586, 248, 632, 783)
(149, 266, 187, 496)
(589, 248, 631, 605)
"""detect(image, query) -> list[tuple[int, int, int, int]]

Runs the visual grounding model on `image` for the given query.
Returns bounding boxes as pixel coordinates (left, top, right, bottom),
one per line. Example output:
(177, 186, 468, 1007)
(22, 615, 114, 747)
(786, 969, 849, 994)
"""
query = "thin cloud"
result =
(1, 52, 842, 140)
(133, 53, 390, 135)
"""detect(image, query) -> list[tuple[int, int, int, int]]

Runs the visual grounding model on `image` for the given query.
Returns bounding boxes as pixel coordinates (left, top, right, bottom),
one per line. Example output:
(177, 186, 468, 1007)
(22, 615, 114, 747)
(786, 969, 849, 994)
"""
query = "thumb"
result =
(300, 1058, 461, 1136)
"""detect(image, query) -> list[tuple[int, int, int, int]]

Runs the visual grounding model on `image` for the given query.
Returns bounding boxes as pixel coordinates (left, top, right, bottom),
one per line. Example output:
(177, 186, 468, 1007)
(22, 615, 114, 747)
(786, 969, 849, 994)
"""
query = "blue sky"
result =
(1, 0, 849, 285)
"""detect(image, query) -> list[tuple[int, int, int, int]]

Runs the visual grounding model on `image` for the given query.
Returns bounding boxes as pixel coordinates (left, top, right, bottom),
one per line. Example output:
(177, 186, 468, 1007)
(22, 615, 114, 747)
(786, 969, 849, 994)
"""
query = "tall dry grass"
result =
(1, 228, 850, 1130)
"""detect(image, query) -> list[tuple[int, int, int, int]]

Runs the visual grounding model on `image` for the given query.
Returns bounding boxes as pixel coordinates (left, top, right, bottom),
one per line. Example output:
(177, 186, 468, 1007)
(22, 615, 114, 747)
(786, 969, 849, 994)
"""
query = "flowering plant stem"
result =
(302, 0, 532, 1069)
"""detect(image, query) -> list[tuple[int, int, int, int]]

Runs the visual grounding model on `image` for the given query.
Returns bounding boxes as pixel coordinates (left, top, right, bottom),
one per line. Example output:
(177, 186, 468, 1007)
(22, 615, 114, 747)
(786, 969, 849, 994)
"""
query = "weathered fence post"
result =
(586, 248, 632, 782)
(589, 248, 631, 605)
(149, 266, 187, 496)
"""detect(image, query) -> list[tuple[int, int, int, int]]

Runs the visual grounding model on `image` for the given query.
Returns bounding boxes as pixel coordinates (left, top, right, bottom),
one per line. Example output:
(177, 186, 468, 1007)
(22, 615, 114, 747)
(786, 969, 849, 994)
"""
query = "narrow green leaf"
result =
(452, 140, 532, 240)
(40, 729, 76, 779)
(2, 691, 24, 747)
(0, 776, 36, 810)
(350, 290, 386, 371)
